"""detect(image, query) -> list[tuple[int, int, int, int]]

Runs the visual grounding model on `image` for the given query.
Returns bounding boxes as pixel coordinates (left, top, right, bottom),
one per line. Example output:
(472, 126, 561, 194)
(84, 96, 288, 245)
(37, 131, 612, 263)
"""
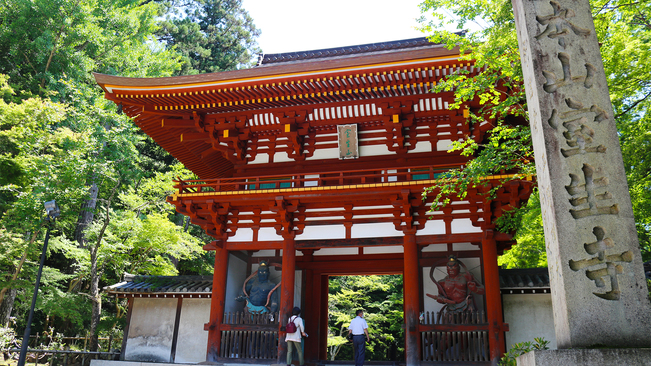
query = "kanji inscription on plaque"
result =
(337, 124, 359, 159)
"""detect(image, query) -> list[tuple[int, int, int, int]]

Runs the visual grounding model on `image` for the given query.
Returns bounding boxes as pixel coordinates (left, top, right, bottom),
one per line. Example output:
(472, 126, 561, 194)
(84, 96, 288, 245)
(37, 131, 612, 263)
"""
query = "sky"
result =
(241, 0, 429, 54)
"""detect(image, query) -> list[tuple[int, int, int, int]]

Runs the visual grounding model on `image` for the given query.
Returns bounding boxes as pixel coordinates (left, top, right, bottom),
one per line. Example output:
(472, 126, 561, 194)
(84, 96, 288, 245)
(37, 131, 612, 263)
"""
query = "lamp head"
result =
(44, 200, 60, 219)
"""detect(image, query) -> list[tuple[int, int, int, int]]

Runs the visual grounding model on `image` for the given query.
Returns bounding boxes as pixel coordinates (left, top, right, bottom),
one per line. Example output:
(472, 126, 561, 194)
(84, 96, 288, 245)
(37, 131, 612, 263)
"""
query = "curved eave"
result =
(128, 110, 232, 179)
(95, 44, 469, 180)
(94, 45, 461, 92)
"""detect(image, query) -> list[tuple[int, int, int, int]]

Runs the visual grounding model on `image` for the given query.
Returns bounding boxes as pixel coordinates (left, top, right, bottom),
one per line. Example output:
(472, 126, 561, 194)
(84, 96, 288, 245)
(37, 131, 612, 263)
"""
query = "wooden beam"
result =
(305, 258, 403, 274)
(162, 119, 195, 129)
(223, 233, 505, 252)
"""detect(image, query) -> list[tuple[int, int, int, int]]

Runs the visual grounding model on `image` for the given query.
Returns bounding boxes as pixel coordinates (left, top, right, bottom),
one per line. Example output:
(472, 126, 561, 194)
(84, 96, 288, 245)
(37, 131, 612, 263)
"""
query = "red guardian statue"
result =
(427, 255, 485, 314)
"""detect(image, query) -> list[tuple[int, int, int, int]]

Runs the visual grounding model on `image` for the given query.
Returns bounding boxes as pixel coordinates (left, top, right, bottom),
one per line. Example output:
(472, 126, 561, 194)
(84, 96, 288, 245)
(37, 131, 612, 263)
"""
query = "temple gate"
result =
(95, 38, 533, 365)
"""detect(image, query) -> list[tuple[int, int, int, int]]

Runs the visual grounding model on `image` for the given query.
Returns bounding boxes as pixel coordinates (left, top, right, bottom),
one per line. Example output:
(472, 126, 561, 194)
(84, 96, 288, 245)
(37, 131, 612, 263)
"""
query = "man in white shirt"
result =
(347, 310, 369, 366)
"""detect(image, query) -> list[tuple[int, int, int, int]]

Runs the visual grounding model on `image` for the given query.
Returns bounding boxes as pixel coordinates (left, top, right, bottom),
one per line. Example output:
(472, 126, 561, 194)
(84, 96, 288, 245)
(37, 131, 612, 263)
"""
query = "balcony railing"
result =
(173, 166, 449, 194)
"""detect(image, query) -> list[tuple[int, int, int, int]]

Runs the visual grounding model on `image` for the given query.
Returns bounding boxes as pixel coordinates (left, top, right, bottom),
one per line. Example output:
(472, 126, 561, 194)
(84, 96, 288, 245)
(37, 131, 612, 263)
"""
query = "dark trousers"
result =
(352, 335, 366, 366)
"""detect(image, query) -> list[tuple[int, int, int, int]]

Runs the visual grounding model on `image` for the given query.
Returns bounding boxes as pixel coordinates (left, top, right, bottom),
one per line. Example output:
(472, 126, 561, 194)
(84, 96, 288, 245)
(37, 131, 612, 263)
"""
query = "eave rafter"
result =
(104, 60, 480, 116)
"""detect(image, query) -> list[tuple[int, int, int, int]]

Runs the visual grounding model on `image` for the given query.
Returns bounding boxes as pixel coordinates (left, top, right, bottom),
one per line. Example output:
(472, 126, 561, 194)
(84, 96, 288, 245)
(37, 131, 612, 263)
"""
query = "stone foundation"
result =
(517, 349, 651, 366)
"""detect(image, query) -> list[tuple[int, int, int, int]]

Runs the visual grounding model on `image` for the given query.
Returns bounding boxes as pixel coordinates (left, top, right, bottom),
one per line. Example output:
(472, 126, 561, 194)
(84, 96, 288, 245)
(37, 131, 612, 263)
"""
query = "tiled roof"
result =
(257, 36, 456, 65)
(499, 267, 550, 294)
(103, 274, 213, 297)
(105, 267, 552, 297)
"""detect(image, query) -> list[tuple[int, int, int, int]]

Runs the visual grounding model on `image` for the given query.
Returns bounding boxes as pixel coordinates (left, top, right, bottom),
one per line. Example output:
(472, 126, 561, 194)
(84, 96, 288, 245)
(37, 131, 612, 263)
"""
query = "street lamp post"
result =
(17, 200, 60, 366)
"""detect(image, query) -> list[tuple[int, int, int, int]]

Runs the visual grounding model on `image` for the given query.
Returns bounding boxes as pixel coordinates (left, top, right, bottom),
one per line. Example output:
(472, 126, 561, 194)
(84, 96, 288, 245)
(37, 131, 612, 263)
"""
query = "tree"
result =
(156, 0, 261, 75)
(419, 0, 651, 264)
(0, 0, 185, 350)
(497, 190, 547, 268)
(0, 0, 261, 351)
(328, 275, 404, 362)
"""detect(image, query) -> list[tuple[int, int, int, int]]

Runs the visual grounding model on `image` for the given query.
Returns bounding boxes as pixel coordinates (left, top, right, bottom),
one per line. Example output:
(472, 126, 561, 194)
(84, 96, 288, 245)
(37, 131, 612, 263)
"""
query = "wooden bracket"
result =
(274, 109, 313, 160)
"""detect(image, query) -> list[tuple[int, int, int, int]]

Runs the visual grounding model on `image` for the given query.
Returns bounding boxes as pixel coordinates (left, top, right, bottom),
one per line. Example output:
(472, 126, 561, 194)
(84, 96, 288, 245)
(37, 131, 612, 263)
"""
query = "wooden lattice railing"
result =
(173, 165, 448, 193)
(219, 312, 279, 360)
(419, 310, 490, 363)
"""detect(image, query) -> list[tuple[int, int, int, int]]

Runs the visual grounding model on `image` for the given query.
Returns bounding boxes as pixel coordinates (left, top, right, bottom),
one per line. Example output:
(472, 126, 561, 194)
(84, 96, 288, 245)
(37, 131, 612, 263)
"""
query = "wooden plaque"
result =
(337, 124, 358, 159)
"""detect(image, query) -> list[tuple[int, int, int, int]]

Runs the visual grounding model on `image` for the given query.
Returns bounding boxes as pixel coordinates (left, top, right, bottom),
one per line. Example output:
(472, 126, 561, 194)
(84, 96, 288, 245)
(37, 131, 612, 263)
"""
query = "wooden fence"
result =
(4, 349, 119, 366)
(218, 312, 279, 360)
(419, 310, 489, 363)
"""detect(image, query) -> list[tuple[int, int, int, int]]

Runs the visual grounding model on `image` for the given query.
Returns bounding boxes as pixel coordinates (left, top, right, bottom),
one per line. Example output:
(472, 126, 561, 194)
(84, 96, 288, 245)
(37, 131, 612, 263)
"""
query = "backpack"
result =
(286, 316, 297, 333)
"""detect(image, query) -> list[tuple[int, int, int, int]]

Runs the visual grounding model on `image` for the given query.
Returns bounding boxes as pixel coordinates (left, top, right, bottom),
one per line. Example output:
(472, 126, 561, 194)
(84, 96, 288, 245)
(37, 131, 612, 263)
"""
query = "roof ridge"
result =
(258, 36, 464, 66)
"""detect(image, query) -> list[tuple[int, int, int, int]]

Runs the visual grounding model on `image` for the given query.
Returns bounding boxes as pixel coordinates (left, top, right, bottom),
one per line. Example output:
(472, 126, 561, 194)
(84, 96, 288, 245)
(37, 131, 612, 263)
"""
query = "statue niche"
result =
(426, 255, 485, 318)
(236, 261, 280, 314)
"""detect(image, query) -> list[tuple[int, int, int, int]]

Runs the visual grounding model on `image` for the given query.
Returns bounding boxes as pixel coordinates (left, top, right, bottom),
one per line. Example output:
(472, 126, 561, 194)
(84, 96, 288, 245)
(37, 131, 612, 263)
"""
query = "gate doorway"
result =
(325, 275, 405, 363)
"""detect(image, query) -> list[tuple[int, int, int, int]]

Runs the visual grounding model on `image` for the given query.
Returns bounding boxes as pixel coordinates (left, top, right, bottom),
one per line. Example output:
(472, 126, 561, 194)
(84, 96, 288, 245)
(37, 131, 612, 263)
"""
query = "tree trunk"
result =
(87, 179, 119, 352)
(0, 287, 17, 327)
(74, 183, 99, 247)
(89, 245, 101, 351)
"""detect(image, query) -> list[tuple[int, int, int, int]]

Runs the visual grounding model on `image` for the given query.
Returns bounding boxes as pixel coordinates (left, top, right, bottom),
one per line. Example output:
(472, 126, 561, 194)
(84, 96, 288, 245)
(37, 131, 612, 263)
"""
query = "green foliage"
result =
(0, 0, 180, 97)
(498, 190, 547, 268)
(328, 275, 404, 362)
(0, 0, 260, 343)
(419, 0, 535, 212)
(0, 326, 18, 351)
(419, 0, 651, 265)
(156, 0, 261, 75)
(499, 337, 549, 366)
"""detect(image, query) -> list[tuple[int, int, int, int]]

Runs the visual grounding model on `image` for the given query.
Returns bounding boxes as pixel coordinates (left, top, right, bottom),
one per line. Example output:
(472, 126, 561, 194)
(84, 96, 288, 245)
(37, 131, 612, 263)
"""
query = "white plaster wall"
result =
(225, 254, 247, 313)
(314, 247, 358, 256)
(273, 151, 292, 163)
(257, 227, 283, 241)
(306, 147, 338, 160)
(359, 143, 391, 157)
(125, 298, 177, 362)
(174, 299, 210, 363)
(229, 228, 253, 242)
(453, 242, 480, 251)
(301, 225, 346, 240)
(251, 249, 276, 257)
(437, 139, 453, 151)
(422, 257, 484, 320)
(450, 218, 482, 233)
(248, 153, 269, 164)
(421, 243, 448, 252)
(503, 293, 557, 351)
(364, 245, 403, 254)
(351, 222, 401, 238)
(419, 219, 446, 235)
(407, 140, 432, 153)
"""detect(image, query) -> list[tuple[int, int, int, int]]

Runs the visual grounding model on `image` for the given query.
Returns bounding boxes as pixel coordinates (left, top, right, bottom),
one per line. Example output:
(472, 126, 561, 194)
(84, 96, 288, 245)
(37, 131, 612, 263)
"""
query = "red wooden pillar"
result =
(403, 229, 420, 365)
(318, 274, 329, 361)
(278, 233, 296, 363)
(482, 229, 506, 366)
(206, 247, 228, 362)
(303, 268, 315, 360)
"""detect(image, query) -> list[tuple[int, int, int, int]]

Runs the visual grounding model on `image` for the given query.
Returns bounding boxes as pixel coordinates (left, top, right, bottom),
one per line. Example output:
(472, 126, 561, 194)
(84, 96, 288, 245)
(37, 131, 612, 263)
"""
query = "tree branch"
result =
(615, 89, 651, 119)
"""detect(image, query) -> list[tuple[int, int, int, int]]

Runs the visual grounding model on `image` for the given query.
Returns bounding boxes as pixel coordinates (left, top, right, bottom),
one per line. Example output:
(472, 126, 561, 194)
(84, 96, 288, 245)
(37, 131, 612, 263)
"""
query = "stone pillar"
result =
(206, 247, 229, 362)
(403, 229, 421, 365)
(482, 229, 506, 365)
(278, 233, 296, 363)
(512, 0, 651, 348)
